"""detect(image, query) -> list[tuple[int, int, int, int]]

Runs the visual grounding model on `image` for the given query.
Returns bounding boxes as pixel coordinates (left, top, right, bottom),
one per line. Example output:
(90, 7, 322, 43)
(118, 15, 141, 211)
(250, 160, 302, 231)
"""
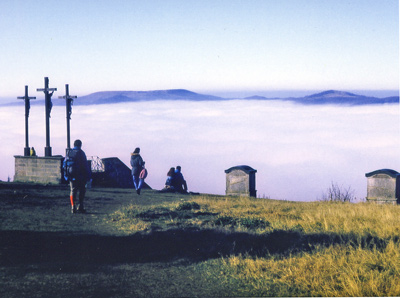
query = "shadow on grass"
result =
(1, 228, 396, 273)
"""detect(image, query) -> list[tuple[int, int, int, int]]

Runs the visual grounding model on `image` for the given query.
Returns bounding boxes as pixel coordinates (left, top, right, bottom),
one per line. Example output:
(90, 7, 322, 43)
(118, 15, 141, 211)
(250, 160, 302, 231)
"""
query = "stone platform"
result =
(14, 155, 64, 184)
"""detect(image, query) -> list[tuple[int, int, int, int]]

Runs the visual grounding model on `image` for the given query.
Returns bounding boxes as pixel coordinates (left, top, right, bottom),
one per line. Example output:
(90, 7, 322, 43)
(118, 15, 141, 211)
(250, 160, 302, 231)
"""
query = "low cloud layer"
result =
(1, 100, 399, 201)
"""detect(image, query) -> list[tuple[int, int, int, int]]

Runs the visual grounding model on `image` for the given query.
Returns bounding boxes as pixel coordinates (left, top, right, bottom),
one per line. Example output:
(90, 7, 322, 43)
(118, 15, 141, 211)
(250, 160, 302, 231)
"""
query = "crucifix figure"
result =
(37, 77, 57, 157)
(17, 86, 36, 156)
(58, 84, 77, 150)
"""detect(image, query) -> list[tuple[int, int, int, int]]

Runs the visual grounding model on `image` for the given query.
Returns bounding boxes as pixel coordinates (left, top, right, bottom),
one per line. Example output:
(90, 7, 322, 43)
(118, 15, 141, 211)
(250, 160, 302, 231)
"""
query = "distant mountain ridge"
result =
(299, 90, 397, 105)
(76, 89, 223, 105)
(76, 89, 399, 105)
(2, 89, 398, 106)
(245, 90, 399, 105)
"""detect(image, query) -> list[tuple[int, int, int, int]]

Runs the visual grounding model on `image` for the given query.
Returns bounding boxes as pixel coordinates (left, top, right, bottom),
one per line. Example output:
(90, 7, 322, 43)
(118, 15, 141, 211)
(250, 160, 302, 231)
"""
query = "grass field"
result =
(1, 182, 399, 297)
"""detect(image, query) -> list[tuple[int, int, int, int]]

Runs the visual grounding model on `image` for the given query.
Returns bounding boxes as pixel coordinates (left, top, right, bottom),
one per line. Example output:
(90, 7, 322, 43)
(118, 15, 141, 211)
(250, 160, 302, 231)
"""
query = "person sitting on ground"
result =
(159, 167, 176, 193)
(172, 166, 188, 193)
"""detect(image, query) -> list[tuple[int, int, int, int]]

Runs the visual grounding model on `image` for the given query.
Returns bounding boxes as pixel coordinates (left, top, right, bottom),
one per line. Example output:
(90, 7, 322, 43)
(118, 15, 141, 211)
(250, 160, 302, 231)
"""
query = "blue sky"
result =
(0, 0, 398, 97)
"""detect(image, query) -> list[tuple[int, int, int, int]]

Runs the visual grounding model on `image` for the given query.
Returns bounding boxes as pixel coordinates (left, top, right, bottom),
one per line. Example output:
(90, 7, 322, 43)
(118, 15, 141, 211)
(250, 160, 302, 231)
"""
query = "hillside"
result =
(1, 182, 400, 297)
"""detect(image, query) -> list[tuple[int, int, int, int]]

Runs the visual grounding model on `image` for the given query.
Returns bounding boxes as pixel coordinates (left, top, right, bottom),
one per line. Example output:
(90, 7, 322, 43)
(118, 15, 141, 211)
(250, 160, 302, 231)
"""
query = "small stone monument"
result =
(225, 165, 257, 197)
(365, 169, 400, 204)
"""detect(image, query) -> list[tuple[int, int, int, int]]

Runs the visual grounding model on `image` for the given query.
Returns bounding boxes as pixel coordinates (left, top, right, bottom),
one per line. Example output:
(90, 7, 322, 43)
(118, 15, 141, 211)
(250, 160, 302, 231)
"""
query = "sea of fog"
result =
(0, 100, 399, 201)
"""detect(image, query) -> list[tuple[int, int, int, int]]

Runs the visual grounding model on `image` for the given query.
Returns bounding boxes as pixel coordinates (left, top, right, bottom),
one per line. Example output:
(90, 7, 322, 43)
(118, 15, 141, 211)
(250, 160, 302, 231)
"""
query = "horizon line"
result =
(1, 88, 399, 100)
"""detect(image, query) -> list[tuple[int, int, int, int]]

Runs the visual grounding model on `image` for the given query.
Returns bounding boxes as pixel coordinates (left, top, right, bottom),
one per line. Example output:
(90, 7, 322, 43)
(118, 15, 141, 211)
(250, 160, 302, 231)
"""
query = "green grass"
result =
(1, 183, 400, 297)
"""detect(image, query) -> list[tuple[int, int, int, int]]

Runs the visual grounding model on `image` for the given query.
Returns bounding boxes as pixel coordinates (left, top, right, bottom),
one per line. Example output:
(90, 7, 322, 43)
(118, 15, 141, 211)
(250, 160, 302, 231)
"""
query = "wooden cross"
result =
(17, 86, 36, 156)
(37, 77, 57, 157)
(58, 84, 77, 149)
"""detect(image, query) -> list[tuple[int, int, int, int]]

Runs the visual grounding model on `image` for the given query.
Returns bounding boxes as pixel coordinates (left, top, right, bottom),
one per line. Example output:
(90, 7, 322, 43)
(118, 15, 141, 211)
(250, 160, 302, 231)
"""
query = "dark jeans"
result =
(70, 180, 86, 208)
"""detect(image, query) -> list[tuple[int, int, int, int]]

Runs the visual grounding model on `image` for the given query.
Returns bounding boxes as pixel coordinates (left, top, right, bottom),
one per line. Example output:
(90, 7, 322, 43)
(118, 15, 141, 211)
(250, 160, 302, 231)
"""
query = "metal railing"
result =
(88, 156, 105, 172)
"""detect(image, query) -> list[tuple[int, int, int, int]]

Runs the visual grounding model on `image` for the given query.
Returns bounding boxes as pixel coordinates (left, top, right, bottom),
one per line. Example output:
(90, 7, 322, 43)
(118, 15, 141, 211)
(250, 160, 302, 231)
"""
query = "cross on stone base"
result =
(58, 84, 77, 150)
(17, 86, 36, 156)
(37, 77, 57, 157)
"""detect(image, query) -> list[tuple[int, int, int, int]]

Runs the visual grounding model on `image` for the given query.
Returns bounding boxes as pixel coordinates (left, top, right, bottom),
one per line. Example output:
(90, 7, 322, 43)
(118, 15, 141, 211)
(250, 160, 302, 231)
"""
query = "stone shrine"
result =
(365, 169, 400, 204)
(225, 165, 257, 197)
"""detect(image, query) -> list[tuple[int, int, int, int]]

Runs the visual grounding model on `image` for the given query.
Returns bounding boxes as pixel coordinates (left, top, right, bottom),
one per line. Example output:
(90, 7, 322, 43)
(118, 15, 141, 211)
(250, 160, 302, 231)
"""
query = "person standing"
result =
(130, 147, 144, 194)
(68, 139, 91, 213)
(137, 161, 148, 195)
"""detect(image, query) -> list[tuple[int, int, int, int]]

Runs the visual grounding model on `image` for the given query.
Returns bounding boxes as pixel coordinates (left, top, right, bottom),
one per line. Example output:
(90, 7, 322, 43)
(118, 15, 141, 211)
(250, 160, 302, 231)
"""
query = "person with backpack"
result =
(130, 147, 144, 194)
(64, 139, 91, 213)
(172, 166, 188, 193)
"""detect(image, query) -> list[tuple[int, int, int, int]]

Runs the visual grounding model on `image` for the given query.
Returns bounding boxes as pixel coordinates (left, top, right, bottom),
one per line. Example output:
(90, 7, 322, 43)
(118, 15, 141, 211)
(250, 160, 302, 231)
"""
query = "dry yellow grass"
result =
(187, 195, 400, 237)
(109, 194, 400, 296)
(214, 241, 400, 297)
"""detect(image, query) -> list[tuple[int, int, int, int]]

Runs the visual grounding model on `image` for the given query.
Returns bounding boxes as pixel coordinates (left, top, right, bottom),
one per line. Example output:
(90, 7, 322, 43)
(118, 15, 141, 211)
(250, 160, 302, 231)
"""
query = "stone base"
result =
(44, 146, 52, 157)
(24, 147, 30, 157)
(14, 155, 64, 184)
(366, 198, 399, 205)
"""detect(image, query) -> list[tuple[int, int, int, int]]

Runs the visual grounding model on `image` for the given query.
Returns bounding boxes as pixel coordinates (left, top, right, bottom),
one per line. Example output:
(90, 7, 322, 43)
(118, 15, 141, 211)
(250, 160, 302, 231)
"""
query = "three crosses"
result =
(18, 77, 77, 157)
